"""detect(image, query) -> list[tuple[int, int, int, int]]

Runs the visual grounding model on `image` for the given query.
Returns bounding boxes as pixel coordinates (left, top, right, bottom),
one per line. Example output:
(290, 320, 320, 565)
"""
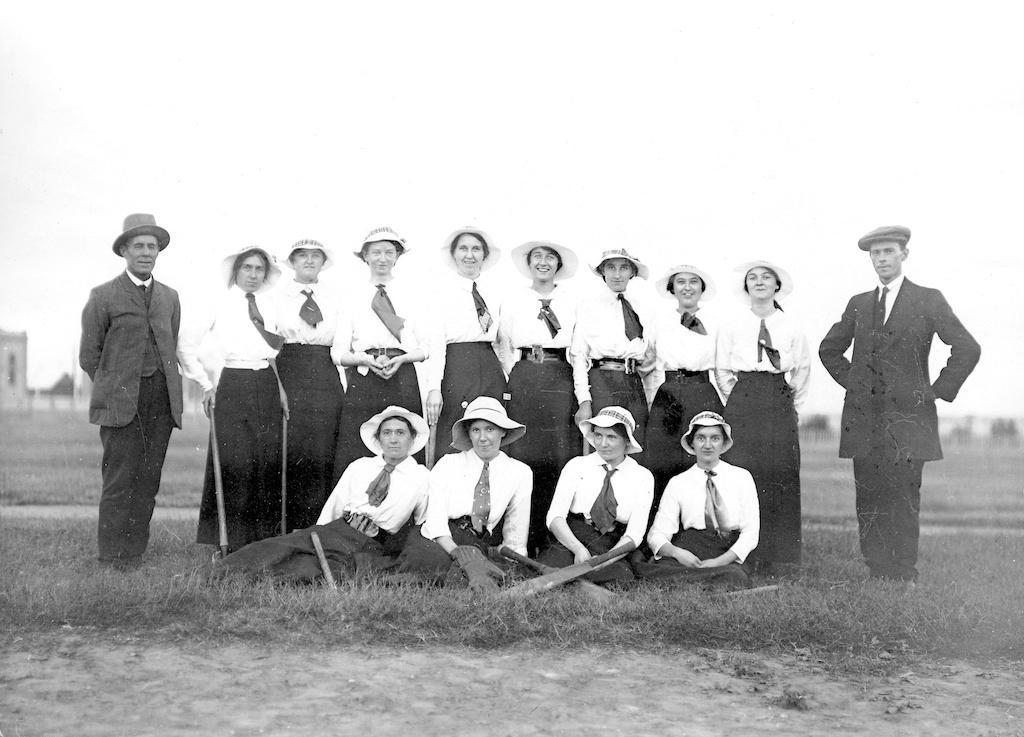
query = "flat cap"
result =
(858, 225, 911, 251)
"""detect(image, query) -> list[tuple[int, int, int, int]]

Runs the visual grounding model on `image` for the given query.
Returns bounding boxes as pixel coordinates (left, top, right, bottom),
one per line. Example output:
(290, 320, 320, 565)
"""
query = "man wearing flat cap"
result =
(80, 214, 183, 567)
(819, 225, 980, 582)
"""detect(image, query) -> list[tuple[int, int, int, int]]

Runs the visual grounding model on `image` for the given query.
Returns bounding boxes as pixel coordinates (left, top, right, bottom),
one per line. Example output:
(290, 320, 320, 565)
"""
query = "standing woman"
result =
(645, 265, 724, 505)
(178, 247, 287, 553)
(335, 227, 429, 476)
(425, 227, 507, 458)
(273, 239, 345, 530)
(715, 260, 810, 575)
(498, 241, 581, 554)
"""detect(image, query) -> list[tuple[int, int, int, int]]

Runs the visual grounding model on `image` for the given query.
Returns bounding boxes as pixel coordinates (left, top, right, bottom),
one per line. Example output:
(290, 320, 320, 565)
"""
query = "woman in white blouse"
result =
(646, 264, 725, 505)
(498, 240, 581, 554)
(539, 406, 653, 584)
(334, 227, 430, 475)
(273, 239, 345, 529)
(425, 227, 507, 459)
(177, 247, 287, 553)
(715, 260, 810, 575)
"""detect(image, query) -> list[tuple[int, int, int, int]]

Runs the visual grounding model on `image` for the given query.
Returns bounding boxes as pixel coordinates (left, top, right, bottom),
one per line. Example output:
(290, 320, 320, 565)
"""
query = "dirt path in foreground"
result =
(2, 636, 1022, 736)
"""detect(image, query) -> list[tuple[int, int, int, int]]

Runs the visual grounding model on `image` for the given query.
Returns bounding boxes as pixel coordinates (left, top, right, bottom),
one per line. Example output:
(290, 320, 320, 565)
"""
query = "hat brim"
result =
(734, 260, 793, 300)
(450, 411, 526, 451)
(220, 248, 282, 292)
(112, 225, 170, 255)
(282, 244, 335, 271)
(359, 406, 430, 456)
(654, 265, 717, 301)
(441, 228, 501, 273)
(590, 257, 650, 281)
(579, 416, 643, 455)
(353, 239, 408, 260)
(510, 241, 578, 282)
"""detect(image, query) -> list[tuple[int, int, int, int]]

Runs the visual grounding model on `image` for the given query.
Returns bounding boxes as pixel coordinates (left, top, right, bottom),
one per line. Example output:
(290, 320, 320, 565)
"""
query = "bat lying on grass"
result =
(498, 547, 616, 603)
(310, 531, 337, 590)
(505, 542, 636, 598)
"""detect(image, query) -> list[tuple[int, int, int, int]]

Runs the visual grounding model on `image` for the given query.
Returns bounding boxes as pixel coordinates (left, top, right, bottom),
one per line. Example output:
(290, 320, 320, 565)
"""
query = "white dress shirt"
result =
(177, 285, 280, 392)
(125, 270, 153, 289)
(876, 273, 904, 323)
(714, 308, 811, 409)
(425, 273, 505, 391)
(647, 460, 760, 563)
(337, 277, 432, 376)
(273, 279, 345, 363)
(420, 450, 533, 555)
(546, 453, 654, 546)
(497, 283, 578, 375)
(316, 455, 430, 533)
(570, 286, 657, 403)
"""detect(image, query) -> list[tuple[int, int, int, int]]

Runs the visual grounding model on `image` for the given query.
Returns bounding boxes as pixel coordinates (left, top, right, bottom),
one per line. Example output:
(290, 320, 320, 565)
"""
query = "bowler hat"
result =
(510, 241, 578, 281)
(450, 397, 526, 451)
(112, 213, 170, 255)
(681, 411, 734, 455)
(858, 225, 911, 251)
(360, 405, 430, 456)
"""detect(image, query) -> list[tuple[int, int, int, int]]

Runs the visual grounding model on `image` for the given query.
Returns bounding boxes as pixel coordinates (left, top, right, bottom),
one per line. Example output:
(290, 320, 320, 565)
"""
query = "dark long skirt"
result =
(197, 368, 283, 553)
(723, 371, 801, 573)
(645, 370, 724, 505)
(436, 342, 507, 457)
(505, 357, 579, 554)
(588, 366, 648, 448)
(334, 361, 422, 482)
(537, 514, 635, 583)
(217, 516, 409, 583)
(277, 344, 344, 530)
(395, 520, 506, 582)
(634, 528, 750, 587)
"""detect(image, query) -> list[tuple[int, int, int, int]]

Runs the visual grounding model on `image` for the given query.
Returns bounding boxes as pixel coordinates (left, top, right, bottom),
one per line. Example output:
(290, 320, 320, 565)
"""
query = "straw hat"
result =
(654, 264, 717, 301)
(450, 397, 526, 451)
(220, 247, 282, 291)
(360, 406, 430, 456)
(680, 411, 734, 455)
(734, 259, 793, 300)
(510, 241, 578, 281)
(579, 406, 643, 454)
(441, 227, 501, 273)
(354, 226, 408, 259)
(590, 248, 650, 280)
(111, 213, 170, 255)
(282, 239, 335, 270)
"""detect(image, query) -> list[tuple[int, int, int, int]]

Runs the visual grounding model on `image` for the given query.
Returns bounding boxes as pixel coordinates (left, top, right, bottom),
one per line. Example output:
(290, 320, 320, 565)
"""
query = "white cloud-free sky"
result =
(1, 1, 1020, 416)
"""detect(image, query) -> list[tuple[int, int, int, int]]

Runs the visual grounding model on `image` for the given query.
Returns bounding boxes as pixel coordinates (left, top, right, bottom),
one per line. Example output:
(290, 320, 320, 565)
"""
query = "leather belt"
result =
(519, 346, 567, 364)
(592, 357, 638, 375)
(664, 368, 709, 380)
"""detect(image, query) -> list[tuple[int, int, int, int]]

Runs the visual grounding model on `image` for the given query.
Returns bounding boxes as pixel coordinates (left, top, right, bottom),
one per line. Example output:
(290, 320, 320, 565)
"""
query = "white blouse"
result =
(497, 283, 578, 375)
(337, 278, 432, 376)
(316, 455, 430, 533)
(273, 279, 345, 361)
(424, 273, 505, 391)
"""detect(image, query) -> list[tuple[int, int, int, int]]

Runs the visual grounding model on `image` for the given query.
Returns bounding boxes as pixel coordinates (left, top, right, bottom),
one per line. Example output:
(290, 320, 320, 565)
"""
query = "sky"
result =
(1, 1, 1021, 418)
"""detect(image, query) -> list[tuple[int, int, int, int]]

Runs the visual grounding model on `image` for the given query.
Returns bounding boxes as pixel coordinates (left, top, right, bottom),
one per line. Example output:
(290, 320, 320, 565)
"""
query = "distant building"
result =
(0, 329, 29, 411)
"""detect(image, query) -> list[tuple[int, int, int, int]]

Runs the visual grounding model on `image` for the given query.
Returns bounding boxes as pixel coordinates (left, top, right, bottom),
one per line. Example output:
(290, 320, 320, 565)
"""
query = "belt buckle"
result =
(530, 345, 543, 363)
(624, 358, 637, 375)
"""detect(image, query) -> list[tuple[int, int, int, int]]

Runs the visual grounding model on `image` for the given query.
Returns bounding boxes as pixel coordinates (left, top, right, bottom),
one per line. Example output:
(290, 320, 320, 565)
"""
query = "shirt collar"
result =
(878, 274, 905, 297)
(287, 279, 318, 295)
(125, 271, 152, 288)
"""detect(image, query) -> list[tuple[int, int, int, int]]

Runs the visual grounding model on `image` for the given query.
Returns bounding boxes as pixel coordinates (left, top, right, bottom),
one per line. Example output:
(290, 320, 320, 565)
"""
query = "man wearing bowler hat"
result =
(80, 214, 183, 567)
(819, 225, 980, 582)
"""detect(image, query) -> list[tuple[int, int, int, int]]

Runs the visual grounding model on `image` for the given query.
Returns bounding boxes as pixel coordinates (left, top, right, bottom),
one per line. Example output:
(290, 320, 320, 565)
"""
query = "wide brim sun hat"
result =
(282, 239, 335, 270)
(734, 259, 793, 300)
(354, 226, 408, 259)
(220, 247, 282, 291)
(579, 405, 643, 454)
(680, 410, 735, 455)
(441, 227, 501, 273)
(589, 248, 650, 281)
(510, 240, 579, 282)
(450, 396, 526, 451)
(654, 264, 717, 302)
(360, 405, 430, 456)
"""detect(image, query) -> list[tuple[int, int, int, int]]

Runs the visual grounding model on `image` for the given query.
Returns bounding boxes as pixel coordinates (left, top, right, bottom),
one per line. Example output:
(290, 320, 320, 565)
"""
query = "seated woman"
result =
(538, 406, 653, 584)
(397, 397, 533, 593)
(637, 411, 758, 588)
(216, 406, 430, 582)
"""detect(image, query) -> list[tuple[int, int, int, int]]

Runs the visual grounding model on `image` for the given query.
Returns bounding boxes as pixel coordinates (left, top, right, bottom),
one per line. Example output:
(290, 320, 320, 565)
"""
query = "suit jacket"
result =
(818, 279, 979, 460)
(80, 272, 183, 428)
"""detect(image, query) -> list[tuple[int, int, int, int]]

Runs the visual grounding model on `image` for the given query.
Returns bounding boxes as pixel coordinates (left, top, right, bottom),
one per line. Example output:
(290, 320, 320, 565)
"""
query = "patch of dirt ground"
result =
(2, 636, 1023, 736)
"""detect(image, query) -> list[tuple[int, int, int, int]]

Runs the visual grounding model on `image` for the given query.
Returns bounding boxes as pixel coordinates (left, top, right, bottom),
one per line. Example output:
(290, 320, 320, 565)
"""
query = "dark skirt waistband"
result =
(519, 347, 568, 363)
(664, 368, 710, 381)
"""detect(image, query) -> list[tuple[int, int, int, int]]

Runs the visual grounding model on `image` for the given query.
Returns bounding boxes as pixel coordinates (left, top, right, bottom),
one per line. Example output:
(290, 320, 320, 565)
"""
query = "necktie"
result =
(756, 318, 781, 370)
(704, 468, 729, 536)
(618, 294, 643, 340)
(372, 284, 405, 340)
(365, 462, 397, 507)
(299, 289, 323, 327)
(589, 464, 619, 534)
(246, 292, 285, 350)
(471, 461, 491, 534)
(472, 282, 493, 333)
(680, 311, 707, 335)
(537, 298, 561, 339)
(874, 286, 889, 331)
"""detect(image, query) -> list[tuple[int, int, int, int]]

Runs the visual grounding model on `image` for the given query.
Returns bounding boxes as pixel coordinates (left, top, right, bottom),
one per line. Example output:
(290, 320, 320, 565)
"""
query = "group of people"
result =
(80, 214, 980, 589)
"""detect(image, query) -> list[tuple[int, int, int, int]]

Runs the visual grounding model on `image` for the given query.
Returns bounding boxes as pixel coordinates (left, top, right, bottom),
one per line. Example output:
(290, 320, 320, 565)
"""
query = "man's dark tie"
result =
(365, 462, 397, 507)
(472, 281, 493, 333)
(299, 289, 323, 327)
(471, 461, 491, 534)
(704, 468, 728, 536)
(538, 298, 561, 338)
(680, 311, 706, 335)
(618, 294, 643, 340)
(372, 284, 405, 340)
(246, 292, 285, 350)
(873, 286, 889, 331)
(589, 464, 619, 534)
(757, 318, 781, 370)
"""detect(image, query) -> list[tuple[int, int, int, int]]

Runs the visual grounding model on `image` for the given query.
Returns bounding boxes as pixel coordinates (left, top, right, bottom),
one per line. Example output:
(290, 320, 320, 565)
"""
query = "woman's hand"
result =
(426, 390, 442, 426)
(672, 548, 702, 568)
(572, 547, 592, 565)
(202, 389, 216, 418)
(573, 400, 593, 426)
(278, 386, 290, 421)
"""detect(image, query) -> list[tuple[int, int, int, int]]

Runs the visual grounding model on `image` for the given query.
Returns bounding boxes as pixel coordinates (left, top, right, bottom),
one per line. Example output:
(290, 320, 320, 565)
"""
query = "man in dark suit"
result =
(80, 214, 183, 566)
(819, 225, 980, 582)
